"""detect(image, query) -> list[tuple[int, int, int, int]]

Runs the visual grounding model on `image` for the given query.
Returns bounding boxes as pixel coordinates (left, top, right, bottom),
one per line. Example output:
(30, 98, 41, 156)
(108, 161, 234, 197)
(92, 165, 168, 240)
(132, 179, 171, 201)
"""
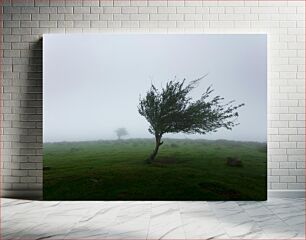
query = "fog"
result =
(43, 34, 267, 143)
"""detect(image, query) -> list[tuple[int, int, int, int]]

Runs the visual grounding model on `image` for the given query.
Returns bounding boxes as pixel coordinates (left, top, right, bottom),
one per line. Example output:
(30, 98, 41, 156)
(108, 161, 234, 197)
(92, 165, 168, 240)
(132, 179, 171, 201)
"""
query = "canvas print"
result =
(43, 34, 267, 200)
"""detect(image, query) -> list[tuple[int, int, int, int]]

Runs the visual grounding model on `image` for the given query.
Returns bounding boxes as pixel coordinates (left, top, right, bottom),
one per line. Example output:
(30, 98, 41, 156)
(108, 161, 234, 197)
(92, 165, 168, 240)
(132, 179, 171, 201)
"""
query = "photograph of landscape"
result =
(43, 34, 267, 200)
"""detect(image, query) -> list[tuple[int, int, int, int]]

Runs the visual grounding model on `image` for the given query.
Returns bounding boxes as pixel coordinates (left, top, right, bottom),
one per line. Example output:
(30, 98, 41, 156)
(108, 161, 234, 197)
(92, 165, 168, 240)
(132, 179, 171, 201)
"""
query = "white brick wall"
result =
(1, 0, 305, 199)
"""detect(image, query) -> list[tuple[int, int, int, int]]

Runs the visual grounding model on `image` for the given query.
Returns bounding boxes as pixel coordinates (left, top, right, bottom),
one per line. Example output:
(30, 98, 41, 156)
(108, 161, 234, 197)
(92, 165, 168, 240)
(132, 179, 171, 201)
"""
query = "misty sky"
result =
(43, 34, 267, 143)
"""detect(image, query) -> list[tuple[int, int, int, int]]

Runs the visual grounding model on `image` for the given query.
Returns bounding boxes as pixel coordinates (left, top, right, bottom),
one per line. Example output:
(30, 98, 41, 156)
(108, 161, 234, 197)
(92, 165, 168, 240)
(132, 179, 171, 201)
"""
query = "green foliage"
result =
(138, 76, 245, 136)
(138, 76, 245, 162)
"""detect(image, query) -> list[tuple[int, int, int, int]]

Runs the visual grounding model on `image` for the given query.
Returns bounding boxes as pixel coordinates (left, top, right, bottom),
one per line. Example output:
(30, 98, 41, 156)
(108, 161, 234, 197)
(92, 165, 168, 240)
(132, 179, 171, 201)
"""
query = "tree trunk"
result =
(147, 135, 163, 163)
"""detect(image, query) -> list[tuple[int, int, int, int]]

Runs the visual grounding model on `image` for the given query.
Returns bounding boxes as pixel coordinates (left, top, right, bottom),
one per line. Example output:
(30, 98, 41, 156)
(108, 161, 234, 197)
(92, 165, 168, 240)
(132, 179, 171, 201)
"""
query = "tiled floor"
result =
(2, 198, 305, 239)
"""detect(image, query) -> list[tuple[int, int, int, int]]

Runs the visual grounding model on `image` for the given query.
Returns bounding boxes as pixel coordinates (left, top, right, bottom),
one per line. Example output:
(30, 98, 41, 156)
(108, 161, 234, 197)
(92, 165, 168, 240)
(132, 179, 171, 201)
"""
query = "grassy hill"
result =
(43, 138, 267, 200)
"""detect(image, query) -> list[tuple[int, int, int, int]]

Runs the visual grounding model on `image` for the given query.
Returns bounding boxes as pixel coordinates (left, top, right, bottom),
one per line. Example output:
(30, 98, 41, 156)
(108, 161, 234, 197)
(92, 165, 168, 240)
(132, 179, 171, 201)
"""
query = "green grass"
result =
(43, 138, 267, 200)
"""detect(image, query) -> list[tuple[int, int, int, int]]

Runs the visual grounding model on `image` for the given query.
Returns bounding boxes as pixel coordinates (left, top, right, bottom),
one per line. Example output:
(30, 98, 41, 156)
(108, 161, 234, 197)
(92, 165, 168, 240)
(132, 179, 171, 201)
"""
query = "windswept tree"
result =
(138, 76, 245, 163)
(115, 127, 128, 140)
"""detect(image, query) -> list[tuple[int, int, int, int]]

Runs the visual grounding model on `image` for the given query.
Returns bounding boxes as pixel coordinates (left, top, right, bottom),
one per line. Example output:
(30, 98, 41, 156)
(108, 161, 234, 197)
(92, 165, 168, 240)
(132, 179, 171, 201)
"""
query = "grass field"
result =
(43, 138, 267, 200)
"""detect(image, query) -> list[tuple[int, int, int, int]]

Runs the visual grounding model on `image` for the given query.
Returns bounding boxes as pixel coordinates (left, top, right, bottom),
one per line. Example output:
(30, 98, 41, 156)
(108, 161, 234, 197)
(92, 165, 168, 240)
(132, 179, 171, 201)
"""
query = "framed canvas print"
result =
(43, 34, 267, 200)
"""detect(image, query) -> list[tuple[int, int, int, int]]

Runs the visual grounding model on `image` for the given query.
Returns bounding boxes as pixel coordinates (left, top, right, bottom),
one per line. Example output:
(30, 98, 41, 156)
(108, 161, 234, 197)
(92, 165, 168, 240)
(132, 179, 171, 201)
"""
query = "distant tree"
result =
(138, 76, 245, 163)
(115, 127, 128, 140)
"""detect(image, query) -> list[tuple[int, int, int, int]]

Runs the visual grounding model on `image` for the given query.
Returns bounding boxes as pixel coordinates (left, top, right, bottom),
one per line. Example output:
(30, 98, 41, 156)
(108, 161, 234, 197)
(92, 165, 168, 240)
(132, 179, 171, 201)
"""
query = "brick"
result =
(65, 14, 83, 20)
(234, 7, 251, 13)
(99, 14, 113, 20)
(121, 7, 138, 14)
(121, 20, 139, 28)
(297, 114, 305, 121)
(150, 14, 167, 21)
(279, 128, 298, 135)
(139, 20, 158, 28)
(251, 6, 279, 14)
(39, 6, 57, 13)
(74, 6, 90, 13)
(270, 121, 288, 128)
(28, 170, 42, 177)
(177, 7, 196, 14)
(90, 6, 104, 13)
(297, 162, 305, 168)
(130, 14, 149, 21)
(90, 21, 107, 28)
(31, 13, 49, 20)
(234, 21, 251, 28)
(148, 0, 167, 7)
(279, 142, 296, 149)
(185, 0, 202, 7)
(269, 148, 287, 154)
(12, 28, 31, 35)
(297, 176, 305, 183)
(3, 176, 20, 183)
(138, 7, 157, 13)
(53, 21, 70, 28)
(288, 183, 305, 189)
(289, 169, 304, 176)
(271, 183, 288, 189)
(12, 14, 31, 20)
(74, 21, 90, 28)
(177, 21, 194, 28)
(83, 14, 99, 21)
(169, 14, 184, 21)
(280, 176, 296, 183)
(12, 43, 30, 50)
(269, 141, 279, 148)
(28, 183, 43, 190)
(158, 7, 176, 14)
(195, 7, 209, 14)
(20, 177, 37, 183)
(131, 0, 147, 7)
(103, 6, 121, 14)
(12, 170, 28, 177)
(2, 183, 12, 189)
(280, 20, 296, 28)
(287, 148, 305, 155)
(57, 6, 73, 14)
(65, 0, 82, 6)
(280, 50, 297, 57)
(35, 0, 49, 6)
(113, 0, 130, 6)
(4, 21, 20, 28)
(4, 50, 21, 57)
(83, 0, 99, 6)
(159, 21, 176, 28)
(218, 1, 244, 6)
(251, 20, 279, 28)
(3, 6, 21, 13)
(279, 114, 296, 120)
(280, 162, 296, 169)
(50, 14, 65, 20)
(49, 0, 65, 6)
(289, 134, 305, 142)
(268, 176, 279, 183)
(210, 21, 234, 28)
(185, 14, 202, 21)
(219, 14, 244, 20)
(269, 162, 279, 168)
(288, 155, 305, 162)
(12, 0, 34, 7)
(2, 168, 12, 177)
(289, 121, 304, 128)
